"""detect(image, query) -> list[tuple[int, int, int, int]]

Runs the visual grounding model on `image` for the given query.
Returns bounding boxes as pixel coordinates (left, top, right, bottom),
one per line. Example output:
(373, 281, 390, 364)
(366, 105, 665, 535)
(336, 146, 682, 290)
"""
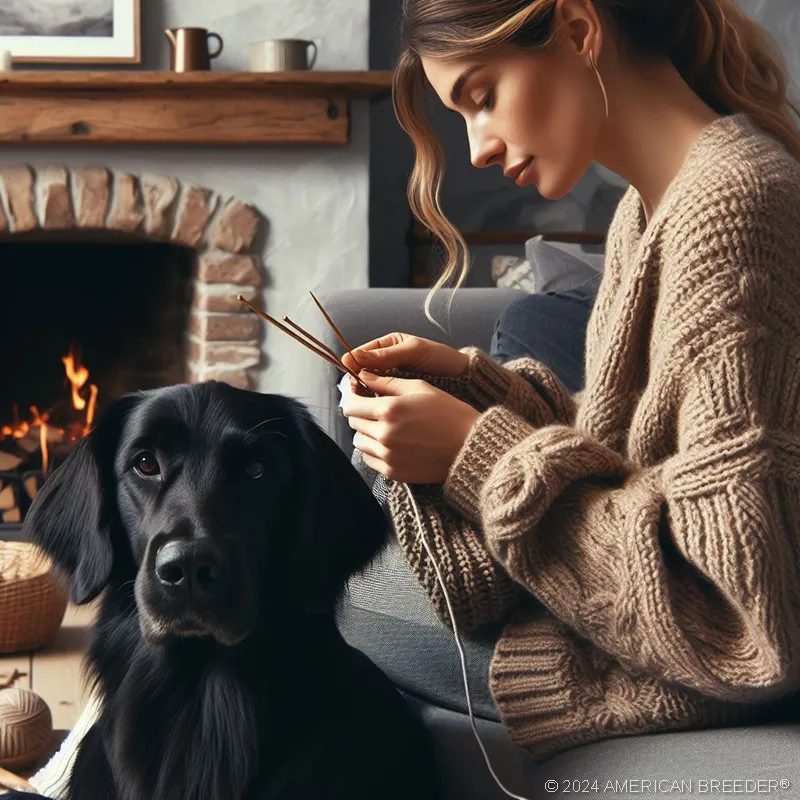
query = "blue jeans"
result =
(489, 289, 597, 394)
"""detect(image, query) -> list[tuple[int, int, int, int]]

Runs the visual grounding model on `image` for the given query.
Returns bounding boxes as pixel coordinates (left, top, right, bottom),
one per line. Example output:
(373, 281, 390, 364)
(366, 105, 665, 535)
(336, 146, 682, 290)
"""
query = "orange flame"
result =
(85, 384, 98, 434)
(62, 350, 90, 411)
(1, 346, 99, 479)
(30, 406, 49, 474)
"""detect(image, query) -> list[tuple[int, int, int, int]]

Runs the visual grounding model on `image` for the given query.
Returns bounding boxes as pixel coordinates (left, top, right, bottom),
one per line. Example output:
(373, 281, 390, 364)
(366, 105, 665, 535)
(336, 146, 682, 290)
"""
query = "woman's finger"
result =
(357, 333, 405, 352)
(353, 431, 389, 462)
(359, 450, 392, 479)
(346, 415, 385, 441)
(341, 394, 394, 421)
(342, 334, 412, 372)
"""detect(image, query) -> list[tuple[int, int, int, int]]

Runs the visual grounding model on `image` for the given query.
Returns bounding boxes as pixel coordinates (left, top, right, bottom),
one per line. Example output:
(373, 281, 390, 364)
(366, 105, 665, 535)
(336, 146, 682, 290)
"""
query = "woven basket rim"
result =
(0, 541, 54, 584)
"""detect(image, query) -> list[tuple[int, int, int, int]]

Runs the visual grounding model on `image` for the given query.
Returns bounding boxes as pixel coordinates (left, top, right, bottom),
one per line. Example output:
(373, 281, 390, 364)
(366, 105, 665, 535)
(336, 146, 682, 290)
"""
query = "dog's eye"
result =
(135, 452, 161, 477)
(245, 461, 265, 480)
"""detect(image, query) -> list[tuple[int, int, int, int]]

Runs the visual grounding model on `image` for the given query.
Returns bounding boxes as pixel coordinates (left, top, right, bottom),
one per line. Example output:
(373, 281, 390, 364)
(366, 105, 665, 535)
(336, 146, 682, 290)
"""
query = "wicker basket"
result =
(0, 542, 69, 654)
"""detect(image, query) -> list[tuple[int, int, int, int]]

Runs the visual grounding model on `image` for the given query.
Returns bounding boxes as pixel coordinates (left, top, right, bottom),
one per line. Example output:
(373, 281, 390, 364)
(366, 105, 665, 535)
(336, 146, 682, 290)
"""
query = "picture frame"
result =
(0, 0, 141, 65)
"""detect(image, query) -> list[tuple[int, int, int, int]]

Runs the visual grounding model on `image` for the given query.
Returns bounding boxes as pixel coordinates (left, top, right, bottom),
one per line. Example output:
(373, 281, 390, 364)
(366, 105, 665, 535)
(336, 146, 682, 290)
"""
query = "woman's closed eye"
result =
(472, 87, 494, 111)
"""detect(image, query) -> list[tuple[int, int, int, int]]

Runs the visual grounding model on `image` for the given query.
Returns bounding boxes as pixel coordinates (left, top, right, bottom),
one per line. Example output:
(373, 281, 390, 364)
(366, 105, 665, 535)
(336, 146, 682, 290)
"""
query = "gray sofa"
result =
(311, 288, 800, 800)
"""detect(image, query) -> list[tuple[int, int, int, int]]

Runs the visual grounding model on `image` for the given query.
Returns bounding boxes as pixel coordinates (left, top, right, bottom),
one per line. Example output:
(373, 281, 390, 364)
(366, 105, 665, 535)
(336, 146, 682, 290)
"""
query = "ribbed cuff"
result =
(489, 612, 594, 761)
(444, 405, 536, 523)
(459, 347, 576, 424)
(458, 346, 520, 409)
(490, 611, 760, 763)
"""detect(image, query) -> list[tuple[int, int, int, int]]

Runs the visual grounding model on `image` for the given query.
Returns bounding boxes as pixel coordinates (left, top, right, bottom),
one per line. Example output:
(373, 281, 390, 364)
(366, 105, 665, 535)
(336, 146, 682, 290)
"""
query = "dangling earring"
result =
(589, 51, 609, 121)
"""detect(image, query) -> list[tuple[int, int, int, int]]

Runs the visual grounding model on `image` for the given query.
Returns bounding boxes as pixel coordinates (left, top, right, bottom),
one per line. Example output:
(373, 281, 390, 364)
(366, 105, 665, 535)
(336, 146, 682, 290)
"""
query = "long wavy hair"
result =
(394, 0, 800, 327)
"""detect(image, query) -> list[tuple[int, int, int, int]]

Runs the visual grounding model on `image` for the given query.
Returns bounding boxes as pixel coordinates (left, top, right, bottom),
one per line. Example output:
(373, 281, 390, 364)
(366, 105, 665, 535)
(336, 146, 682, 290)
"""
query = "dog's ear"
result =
(293, 418, 390, 613)
(24, 395, 139, 605)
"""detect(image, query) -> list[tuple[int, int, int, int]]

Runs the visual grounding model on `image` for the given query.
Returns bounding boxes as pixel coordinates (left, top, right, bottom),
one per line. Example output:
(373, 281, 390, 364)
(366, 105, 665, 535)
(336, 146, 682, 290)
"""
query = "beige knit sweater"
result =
(387, 113, 800, 760)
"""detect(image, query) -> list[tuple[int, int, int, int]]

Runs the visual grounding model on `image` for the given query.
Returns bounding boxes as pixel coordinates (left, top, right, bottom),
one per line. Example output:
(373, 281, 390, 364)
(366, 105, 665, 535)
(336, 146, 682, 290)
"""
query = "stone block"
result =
(210, 199, 261, 253)
(189, 340, 261, 368)
(194, 286, 257, 313)
(142, 174, 179, 238)
(37, 166, 74, 230)
(172, 185, 217, 248)
(107, 172, 144, 233)
(196, 253, 262, 286)
(0, 165, 37, 232)
(188, 366, 251, 390)
(74, 167, 111, 228)
(190, 313, 261, 342)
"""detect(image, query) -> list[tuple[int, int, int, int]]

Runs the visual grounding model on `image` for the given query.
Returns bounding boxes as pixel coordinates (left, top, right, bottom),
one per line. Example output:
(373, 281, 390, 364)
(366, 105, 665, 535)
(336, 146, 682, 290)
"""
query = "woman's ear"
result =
(554, 0, 603, 60)
(24, 395, 140, 604)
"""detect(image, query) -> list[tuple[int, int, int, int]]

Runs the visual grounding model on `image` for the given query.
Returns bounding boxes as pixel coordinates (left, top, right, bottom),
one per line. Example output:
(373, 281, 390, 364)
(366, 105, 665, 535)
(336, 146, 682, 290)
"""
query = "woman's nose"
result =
(469, 127, 504, 169)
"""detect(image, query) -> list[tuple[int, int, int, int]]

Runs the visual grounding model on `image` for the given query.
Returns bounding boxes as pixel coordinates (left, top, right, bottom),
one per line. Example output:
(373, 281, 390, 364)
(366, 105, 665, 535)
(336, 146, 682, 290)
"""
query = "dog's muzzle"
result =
(137, 537, 251, 646)
(155, 539, 229, 602)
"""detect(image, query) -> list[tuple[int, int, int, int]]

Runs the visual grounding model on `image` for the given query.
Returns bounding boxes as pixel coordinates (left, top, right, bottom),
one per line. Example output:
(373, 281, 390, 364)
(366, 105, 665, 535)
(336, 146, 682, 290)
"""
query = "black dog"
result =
(12, 382, 442, 800)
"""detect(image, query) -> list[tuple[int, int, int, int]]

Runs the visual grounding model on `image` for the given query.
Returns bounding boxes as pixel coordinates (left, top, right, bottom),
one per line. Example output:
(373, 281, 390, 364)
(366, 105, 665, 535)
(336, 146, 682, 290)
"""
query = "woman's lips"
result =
(515, 158, 535, 187)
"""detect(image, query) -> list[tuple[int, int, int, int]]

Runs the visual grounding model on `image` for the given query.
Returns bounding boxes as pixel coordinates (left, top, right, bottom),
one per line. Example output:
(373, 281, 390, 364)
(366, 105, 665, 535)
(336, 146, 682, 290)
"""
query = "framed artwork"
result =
(0, 0, 141, 65)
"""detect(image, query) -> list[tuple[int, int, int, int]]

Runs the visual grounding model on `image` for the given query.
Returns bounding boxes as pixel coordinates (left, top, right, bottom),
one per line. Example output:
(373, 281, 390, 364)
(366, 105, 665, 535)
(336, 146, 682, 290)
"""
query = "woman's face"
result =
(421, 41, 602, 199)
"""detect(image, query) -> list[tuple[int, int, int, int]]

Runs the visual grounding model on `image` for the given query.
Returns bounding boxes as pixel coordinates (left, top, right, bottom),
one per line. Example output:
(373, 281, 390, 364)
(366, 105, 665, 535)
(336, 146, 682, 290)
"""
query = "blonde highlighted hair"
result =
(393, 0, 800, 328)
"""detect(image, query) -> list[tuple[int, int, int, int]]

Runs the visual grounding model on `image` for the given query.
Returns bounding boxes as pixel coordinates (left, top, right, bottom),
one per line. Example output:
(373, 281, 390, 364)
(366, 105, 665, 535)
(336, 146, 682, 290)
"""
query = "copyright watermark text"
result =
(543, 778, 791, 795)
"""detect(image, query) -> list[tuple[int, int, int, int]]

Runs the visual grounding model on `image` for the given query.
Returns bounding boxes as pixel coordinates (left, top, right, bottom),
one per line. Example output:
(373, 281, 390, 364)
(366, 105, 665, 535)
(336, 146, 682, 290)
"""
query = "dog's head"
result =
(24, 382, 389, 646)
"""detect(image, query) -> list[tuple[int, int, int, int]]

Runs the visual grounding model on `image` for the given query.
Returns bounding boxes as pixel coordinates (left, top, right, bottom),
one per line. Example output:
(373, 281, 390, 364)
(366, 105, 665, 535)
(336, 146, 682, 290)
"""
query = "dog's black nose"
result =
(155, 540, 228, 601)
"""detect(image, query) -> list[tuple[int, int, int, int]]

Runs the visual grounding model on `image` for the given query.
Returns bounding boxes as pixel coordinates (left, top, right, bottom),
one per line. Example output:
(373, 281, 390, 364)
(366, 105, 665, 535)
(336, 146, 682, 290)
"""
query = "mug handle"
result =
(306, 41, 318, 70)
(207, 32, 224, 59)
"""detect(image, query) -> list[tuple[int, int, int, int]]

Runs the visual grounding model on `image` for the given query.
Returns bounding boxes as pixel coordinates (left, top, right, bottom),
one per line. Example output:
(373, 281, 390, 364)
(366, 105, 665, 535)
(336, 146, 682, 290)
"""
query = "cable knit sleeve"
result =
(384, 349, 576, 631)
(443, 332, 800, 703)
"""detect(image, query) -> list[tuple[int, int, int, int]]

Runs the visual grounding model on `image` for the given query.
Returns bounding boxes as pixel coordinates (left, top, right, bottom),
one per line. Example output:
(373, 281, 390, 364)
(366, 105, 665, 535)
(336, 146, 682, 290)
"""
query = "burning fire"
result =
(62, 350, 98, 431)
(0, 347, 98, 475)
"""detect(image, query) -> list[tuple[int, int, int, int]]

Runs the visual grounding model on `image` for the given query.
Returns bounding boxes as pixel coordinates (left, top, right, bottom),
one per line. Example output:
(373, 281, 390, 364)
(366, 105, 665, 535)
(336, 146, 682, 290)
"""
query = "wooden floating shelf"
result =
(0, 70, 394, 146)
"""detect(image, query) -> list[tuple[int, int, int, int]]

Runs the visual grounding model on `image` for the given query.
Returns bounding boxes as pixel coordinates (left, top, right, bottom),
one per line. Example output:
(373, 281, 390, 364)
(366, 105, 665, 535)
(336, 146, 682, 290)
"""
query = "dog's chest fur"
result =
(87, 602, 266, 800)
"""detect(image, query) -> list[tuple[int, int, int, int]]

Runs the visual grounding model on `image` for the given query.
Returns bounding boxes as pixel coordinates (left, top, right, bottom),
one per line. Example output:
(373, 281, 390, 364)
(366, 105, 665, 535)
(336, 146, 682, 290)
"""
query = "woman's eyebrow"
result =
(450, 64, 486, 105)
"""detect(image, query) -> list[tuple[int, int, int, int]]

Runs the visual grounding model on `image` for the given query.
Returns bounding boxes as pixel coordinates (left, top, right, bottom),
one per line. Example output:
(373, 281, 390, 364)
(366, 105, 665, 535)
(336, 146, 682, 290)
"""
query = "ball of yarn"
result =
(0, 688, 54, 770)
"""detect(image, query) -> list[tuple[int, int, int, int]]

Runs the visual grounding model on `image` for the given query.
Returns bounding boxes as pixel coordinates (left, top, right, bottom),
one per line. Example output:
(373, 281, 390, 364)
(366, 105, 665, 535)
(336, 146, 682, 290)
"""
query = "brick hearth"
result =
(0, 164, 265, 390)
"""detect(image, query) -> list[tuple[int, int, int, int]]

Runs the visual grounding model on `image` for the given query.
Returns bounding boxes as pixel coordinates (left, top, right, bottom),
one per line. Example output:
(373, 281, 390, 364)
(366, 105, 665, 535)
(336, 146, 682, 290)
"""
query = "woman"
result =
(341, 0, 800, 760)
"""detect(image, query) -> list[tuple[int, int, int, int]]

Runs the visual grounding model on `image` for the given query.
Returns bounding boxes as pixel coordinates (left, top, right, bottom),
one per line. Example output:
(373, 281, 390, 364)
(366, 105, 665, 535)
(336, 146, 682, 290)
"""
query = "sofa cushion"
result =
(414, 696, 800, 800)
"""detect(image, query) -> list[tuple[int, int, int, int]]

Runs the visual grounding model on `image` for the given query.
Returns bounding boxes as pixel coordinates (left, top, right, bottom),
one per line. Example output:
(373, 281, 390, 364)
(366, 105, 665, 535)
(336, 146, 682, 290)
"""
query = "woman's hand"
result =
(342, 371, 481, 484)
(341, 333, 470, 379)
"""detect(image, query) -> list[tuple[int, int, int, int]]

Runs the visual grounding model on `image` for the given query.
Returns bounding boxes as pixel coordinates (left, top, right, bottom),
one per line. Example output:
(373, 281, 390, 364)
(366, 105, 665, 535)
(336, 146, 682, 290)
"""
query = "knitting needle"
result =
(309, 291, 362, 371)
(283, 315, 376, 397)
(305, 294, 381, 396)
(286, 299, 379, 397)
(237, 296, 345, 369)
(282, 316, 342, 365)
(236, 296, 375, 395)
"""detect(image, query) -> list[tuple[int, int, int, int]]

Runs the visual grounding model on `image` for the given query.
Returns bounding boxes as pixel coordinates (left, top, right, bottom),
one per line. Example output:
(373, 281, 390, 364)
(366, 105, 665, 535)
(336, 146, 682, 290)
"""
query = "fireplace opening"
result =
(0, 231, 195, 528)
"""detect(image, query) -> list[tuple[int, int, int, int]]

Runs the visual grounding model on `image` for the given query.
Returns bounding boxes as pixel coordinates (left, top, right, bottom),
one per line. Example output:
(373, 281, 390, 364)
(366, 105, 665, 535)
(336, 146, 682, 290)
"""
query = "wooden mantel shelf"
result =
(0, 70, 394, 146)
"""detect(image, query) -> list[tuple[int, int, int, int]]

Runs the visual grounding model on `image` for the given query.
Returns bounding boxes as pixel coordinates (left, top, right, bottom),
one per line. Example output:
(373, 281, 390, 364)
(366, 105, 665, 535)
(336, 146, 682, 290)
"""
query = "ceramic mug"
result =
(249, 39, 318, 72)
(165, 28, 224, 72)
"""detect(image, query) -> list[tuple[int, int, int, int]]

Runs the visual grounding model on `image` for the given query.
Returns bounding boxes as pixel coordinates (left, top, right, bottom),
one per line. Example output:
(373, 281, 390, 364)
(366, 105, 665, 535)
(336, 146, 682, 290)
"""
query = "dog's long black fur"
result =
(10, 382, 442, 800)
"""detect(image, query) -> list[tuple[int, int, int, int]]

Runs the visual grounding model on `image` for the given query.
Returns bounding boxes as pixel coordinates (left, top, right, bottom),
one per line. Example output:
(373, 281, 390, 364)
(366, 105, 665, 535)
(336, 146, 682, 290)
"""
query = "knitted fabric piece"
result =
(386, 113, 800, 759)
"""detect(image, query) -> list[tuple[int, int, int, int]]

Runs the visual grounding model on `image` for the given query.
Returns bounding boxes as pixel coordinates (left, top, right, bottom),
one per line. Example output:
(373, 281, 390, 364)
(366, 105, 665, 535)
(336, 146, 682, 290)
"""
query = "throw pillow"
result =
(491, 236, 605, 297)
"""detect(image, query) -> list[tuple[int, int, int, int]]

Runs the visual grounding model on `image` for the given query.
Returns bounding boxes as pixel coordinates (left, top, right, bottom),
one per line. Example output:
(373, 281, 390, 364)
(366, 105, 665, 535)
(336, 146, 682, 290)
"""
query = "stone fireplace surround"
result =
(0, 163, 266, 392)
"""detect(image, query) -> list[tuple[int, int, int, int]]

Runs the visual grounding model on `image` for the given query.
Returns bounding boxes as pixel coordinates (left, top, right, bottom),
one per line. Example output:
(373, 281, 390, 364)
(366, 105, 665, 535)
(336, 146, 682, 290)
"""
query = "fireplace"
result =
(0, 164, 268, 534)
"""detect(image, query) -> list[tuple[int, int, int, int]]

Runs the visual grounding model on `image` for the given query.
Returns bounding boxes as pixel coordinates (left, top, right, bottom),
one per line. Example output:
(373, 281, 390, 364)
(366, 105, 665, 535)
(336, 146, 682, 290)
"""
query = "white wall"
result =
(0, 0, 372, 415)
